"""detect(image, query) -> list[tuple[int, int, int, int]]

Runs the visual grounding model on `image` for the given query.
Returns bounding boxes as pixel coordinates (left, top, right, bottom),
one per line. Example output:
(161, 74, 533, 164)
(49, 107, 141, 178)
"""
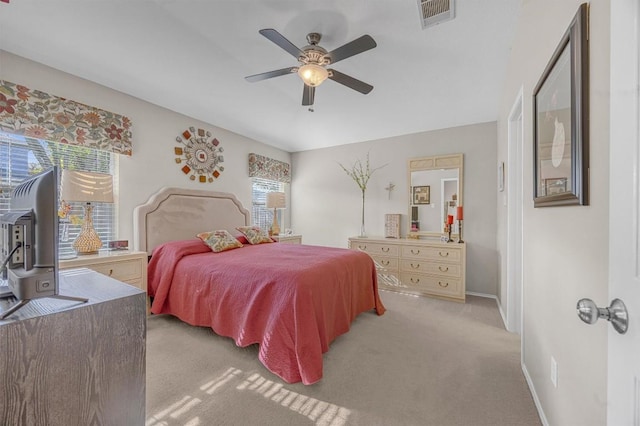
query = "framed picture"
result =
(412, 185, 430, 205)
(544, 177, 568, 195)
(533, 3, 589, 207)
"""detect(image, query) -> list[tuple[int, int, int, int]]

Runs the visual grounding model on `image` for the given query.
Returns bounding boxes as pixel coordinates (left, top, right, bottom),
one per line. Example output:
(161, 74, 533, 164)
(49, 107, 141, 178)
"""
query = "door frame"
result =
(507, 87, 524, 335)
(608, 0, 640, 423)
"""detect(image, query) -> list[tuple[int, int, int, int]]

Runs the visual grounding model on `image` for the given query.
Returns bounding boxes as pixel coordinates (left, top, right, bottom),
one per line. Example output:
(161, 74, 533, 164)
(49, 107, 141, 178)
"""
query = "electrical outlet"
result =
(12, 225, 24, 265)
(550, 356, 558, 388)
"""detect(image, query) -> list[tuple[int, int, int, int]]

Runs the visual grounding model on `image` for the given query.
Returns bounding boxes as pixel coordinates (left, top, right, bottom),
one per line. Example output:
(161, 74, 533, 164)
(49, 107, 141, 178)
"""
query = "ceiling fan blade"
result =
(324, 35, 377, 64)
(328, 69, 373, 94)
(302, 84, 315, 106)
(245, 67, 297, 82)
(259, 28, 305, 59)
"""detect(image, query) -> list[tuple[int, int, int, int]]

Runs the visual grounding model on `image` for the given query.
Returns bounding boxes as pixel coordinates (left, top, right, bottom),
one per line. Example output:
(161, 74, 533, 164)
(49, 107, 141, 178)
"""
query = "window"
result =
(251, 177, 284, 231)
(0, 132, 117, 258)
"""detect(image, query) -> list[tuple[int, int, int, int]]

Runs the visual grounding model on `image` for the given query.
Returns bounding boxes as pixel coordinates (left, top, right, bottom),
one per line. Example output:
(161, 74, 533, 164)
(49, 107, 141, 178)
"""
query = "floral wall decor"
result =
(0, 80, 132, 155)
(174, 127, 224, 183)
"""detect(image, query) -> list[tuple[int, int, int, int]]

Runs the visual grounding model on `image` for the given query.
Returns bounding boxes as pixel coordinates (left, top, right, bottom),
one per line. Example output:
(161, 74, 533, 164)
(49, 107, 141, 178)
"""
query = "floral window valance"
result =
(0, 80, 132, 156)
(248, 153, 291, 183)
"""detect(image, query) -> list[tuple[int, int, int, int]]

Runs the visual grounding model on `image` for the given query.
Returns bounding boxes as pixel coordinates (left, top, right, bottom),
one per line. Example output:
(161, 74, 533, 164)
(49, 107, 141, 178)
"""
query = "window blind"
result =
(251, 177, 284, 231)
(0, 132, 117, 258)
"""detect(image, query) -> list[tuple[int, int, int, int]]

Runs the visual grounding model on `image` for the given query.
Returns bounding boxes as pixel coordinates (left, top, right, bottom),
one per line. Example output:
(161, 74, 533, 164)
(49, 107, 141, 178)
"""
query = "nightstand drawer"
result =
(273, 235, 302, 244)
(89, 259, 143, 282)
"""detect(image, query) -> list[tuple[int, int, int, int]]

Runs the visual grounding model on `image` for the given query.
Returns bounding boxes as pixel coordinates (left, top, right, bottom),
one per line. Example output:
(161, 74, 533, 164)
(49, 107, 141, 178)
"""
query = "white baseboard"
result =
(465, 291, 496, 299)
(497, 301, 508, 329)
(521, 363, 549, 426)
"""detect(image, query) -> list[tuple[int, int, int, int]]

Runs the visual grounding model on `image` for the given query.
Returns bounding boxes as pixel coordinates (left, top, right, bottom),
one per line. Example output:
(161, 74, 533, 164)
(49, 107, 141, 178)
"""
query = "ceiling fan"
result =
(245, 29, 377, 107)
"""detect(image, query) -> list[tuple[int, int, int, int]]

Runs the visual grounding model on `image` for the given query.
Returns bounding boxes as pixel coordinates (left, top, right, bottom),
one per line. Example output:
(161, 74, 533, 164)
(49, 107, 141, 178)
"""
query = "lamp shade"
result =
(60, 170, 114, 203)
(266, 191, 286, 209)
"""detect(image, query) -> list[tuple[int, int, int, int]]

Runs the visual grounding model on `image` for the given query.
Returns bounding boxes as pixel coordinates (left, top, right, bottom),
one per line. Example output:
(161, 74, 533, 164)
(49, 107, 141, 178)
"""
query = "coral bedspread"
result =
(148, 239, 385, 385)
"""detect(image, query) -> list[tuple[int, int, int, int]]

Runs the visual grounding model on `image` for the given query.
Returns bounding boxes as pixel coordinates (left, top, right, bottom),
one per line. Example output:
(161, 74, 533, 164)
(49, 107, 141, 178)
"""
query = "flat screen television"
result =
(1, 166, 59, 301)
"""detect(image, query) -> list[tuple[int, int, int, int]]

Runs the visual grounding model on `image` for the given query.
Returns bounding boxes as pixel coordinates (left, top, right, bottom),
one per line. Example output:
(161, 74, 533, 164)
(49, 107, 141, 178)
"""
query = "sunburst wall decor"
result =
(174, 126, 224, 182)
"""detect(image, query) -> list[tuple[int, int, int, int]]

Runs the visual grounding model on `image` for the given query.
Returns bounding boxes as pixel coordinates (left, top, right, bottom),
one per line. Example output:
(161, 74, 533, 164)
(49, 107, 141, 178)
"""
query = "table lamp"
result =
(60, 170, 114, 255)
(266, 191, 286, 236)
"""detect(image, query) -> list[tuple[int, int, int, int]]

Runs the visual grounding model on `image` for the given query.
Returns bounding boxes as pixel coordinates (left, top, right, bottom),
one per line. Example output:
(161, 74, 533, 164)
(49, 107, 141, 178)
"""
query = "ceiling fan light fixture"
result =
(297, 64, 328, 87)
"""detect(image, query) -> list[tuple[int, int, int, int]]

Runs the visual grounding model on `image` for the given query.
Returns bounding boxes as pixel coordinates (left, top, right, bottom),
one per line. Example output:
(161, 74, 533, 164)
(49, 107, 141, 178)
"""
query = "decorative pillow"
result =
(235, 235, 249, 245)
(196, 230, 244, 253)
(235, 226, 274, 245)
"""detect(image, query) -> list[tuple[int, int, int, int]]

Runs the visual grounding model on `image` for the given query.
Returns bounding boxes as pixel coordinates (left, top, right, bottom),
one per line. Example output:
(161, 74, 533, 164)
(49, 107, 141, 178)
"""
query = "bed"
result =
(133, 187, 385, 385)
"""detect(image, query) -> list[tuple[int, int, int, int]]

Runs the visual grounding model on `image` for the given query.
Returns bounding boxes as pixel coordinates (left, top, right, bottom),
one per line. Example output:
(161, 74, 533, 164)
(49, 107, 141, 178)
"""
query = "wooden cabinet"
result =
(59, 250, 148, 292)
(0, 269, 146, 425)
(349, 236, 466, 302)
(271, 234, 302, 244)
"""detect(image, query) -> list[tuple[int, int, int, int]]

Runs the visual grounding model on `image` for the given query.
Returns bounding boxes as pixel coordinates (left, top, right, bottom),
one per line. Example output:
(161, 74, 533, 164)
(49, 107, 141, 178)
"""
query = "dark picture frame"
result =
(412, 185, 430, 205)
(533, 3, 589, 207)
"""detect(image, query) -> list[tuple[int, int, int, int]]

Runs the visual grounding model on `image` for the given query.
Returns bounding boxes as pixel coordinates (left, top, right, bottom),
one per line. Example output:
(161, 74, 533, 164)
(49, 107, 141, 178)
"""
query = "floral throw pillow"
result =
(196, 230, 244, 253)
(235, 226, 273, 245)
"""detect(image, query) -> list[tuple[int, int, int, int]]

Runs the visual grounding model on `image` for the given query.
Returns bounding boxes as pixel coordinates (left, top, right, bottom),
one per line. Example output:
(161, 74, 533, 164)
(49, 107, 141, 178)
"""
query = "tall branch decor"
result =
(338, 152, 387, 237)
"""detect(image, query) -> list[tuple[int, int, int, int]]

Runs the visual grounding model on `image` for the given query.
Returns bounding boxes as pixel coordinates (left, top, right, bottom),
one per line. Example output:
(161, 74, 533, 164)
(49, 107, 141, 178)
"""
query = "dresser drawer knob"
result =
(381, 247, 390, 253)
(438, 281, 449, 288)
(381, 260, 390, 266)
(438, 251, 449, 257)
(410, 277, 420, 284)
(410, 263, 420, 269)
(411, 249, 420, 255)
(439, 266, 449, 272)
(358, 245, 367, 250)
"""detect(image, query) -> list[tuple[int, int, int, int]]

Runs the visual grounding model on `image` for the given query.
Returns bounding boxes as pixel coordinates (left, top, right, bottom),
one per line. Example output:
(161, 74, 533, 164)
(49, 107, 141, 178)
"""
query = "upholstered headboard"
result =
(133, 187, 250, 254)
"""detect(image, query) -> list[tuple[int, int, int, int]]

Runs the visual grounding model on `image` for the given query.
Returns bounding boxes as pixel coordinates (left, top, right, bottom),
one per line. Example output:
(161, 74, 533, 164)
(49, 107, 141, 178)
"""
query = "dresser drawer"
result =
(90, 259, 143, 283)
(377, 271, 403, 289)
(400, 272, 463, 298)
(399, 259, 461, 278)
(401, 245, 462, 262)
(352, 242, 399, 257)
(370, 255, 399, 272)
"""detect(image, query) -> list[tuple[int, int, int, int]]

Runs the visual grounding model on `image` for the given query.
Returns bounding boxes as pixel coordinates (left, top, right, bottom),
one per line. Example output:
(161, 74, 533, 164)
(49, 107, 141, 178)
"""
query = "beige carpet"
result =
(145, 291, 541, 426)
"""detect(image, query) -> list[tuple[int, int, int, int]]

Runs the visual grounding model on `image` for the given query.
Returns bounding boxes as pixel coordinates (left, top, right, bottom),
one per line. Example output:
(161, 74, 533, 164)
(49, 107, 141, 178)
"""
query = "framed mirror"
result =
(407, 153, 464, 238)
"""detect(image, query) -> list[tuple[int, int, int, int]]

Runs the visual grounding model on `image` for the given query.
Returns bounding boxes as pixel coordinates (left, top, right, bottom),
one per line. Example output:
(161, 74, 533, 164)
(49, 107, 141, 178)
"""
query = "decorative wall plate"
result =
(174, 127, 224, 182)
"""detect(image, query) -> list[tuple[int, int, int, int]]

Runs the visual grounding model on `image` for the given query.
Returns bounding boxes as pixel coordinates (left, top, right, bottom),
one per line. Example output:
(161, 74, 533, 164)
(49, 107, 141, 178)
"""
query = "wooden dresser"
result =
(349, 236, 466, 302)
(0, 269, 146, 425)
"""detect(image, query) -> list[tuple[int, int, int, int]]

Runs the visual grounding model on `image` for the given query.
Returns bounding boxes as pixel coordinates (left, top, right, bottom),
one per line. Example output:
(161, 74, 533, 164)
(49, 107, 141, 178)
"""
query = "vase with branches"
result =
(338, 152, 387, 237)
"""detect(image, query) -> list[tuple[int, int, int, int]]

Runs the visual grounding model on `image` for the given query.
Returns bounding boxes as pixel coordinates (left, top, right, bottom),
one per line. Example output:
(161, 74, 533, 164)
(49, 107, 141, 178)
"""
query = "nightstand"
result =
(271, 234, 302, 244)
(59, 250, 148, 293)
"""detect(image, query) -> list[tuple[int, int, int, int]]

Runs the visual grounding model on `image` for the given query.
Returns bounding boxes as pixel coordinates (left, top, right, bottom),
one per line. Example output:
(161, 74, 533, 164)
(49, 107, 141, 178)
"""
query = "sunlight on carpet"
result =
(146, 367, 351, 426)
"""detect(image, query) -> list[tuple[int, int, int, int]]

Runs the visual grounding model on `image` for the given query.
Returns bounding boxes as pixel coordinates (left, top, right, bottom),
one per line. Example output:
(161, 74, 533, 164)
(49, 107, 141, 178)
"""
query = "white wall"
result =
(292, 122, 498, 296)
(0, 51, 291, 243)
(496, 1, 610, 424)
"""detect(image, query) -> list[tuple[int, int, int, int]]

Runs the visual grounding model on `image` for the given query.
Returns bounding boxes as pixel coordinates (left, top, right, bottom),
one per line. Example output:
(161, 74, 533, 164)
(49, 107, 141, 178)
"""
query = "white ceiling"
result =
(0, 0, 522, 153)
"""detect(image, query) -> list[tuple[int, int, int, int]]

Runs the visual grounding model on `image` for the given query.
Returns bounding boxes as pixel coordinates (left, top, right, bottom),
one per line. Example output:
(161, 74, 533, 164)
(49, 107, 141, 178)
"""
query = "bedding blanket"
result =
(148, 239, 385, 385)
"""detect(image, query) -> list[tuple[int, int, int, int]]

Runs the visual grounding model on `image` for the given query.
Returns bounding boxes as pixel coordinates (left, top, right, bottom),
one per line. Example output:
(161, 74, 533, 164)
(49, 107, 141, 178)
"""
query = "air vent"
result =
(418, 0, 455, 29)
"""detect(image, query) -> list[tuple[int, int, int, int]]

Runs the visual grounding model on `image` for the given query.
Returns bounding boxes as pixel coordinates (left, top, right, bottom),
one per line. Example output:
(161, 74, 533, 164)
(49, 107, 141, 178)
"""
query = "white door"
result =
(607, 0, 640, 423)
